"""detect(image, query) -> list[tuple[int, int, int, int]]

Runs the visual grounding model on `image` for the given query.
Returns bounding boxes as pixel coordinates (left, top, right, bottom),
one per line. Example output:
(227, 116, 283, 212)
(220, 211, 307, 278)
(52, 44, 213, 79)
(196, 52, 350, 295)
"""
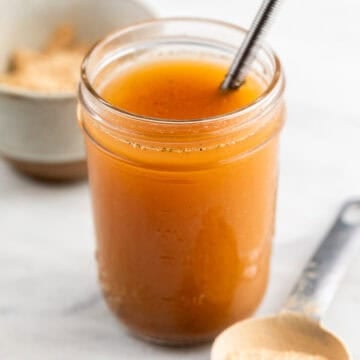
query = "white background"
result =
(1, 0, 360, 359)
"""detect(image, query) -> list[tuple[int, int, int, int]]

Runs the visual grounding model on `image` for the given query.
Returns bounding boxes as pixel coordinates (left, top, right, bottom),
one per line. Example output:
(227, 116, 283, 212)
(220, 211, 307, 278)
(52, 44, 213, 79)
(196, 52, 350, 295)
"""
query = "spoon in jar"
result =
(221, 0, 281, 91)
(212, 200, 360, 360)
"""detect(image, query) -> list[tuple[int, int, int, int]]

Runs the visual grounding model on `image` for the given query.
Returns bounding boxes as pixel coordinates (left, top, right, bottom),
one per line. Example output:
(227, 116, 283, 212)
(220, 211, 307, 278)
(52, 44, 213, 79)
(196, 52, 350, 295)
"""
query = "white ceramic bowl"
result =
(0, 0, 154, 180)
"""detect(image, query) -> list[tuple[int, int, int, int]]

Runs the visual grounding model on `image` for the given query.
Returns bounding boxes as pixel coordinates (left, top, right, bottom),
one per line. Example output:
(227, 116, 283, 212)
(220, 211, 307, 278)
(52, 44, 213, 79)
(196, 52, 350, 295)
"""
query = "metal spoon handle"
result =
(221, 0, 281, 91)
(282, 200, 360, 321)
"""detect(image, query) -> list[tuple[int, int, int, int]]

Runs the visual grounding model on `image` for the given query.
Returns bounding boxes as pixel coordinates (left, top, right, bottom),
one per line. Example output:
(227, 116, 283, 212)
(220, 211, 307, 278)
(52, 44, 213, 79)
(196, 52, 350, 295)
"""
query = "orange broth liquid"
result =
(83, 57, 283, 343)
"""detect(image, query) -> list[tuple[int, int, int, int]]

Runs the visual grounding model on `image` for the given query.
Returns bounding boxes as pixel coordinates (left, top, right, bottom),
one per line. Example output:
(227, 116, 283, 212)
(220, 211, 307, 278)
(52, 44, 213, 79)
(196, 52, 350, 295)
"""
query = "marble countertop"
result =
(2, 1, 360, 359)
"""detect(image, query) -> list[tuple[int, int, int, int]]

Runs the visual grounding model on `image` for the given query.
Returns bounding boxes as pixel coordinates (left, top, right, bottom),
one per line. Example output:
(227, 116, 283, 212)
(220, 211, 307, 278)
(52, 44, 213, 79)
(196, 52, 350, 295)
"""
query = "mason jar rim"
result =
(80, 17, 284, 126)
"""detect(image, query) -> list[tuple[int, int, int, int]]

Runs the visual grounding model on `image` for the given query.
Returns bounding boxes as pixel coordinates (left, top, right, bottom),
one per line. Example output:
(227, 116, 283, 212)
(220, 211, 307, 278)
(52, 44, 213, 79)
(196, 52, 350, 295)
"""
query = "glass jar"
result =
(78, 18, 285, 345)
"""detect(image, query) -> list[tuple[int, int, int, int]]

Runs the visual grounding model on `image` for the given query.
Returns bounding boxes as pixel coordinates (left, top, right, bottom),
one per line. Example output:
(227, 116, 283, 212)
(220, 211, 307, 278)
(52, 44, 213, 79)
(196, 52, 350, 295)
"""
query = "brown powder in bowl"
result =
(0, 24, 87, 93)
(226, 349, 327, 360)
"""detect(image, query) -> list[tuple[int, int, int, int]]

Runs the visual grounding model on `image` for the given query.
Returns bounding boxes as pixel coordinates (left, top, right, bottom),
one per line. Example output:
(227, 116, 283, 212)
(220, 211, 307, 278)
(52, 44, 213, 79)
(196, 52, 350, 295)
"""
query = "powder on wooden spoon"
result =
(226, 349, 327, 360)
